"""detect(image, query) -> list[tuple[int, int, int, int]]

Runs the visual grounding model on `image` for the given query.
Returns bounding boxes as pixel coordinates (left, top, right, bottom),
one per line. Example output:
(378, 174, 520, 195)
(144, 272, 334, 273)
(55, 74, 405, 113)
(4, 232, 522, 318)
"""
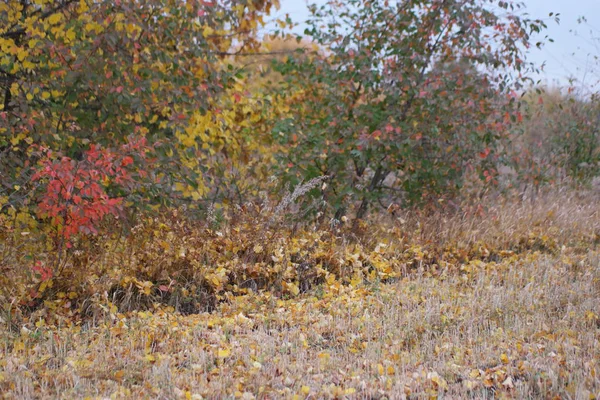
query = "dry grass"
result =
(1, 249, 598, 399)
(1, 189, 599, 399)
(388, 186, 600, 249)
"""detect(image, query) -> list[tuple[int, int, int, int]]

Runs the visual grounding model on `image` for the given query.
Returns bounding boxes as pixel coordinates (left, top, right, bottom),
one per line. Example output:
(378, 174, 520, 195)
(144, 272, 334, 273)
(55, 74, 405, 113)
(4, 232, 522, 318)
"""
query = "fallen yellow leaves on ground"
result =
(2, 193, 600, 398)
(1, 244, 599, 398)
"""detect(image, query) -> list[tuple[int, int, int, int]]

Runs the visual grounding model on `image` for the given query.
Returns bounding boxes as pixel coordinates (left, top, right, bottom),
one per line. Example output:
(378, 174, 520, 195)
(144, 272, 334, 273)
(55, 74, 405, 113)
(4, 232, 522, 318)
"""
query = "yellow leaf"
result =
(48, 13, 62, 25)
(286, 282, 299, 296)
(217, 348, 231, 358)
(114, 370, 125, 381)
(66, 28, 76, 42)
(202, 26, 214, 38)
(78, 0, 89, 13)
(13, 340, 25, 352)
(317, 352, 330, 361)
(501, 353, 509, 364)
(17, 48, 28, 61)
(586, 311, 597, 321)
(429, 372, 448, 391)
(464, 380, 479, 390)
(300, 386, 310, 395)
(22, 60, 35, 70)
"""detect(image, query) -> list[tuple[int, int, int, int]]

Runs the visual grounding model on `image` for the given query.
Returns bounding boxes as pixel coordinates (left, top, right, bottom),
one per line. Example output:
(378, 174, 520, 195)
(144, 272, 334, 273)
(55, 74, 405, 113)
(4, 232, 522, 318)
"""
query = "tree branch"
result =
(1, 0, 78, 40)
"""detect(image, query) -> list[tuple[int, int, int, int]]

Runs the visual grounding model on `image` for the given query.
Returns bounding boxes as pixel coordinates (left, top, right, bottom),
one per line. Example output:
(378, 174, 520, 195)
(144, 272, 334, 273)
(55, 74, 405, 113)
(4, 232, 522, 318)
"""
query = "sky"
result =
(268, 0, 600, 90)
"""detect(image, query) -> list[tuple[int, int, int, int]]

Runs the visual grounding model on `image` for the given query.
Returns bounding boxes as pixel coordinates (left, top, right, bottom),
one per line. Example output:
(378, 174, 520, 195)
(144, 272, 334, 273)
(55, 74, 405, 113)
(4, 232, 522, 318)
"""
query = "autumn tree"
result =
(0, 0, 278, 237)
(271, 0, 548, 219)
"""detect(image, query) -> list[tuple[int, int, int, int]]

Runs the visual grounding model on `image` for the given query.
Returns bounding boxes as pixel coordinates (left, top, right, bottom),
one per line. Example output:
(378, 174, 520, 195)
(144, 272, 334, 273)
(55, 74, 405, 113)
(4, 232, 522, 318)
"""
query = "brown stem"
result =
(355, 165, 388, 220)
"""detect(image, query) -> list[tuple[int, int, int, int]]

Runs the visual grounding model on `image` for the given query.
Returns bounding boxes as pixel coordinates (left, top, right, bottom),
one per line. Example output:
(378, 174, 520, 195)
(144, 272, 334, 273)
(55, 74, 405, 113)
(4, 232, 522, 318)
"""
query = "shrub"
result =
(271, 0, 548, 219)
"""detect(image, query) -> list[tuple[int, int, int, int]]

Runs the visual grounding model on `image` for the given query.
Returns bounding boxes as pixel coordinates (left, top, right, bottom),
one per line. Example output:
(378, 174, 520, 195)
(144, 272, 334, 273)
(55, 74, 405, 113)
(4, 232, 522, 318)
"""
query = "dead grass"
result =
(387, 186, 600, 250)
(1, 189, 599, 399)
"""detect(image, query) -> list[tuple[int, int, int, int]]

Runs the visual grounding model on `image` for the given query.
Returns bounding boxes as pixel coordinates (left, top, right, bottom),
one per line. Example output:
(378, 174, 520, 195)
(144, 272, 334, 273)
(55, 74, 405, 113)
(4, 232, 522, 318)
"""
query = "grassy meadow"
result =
(2, 0, 600, 398)
(1, 189, 599, 399)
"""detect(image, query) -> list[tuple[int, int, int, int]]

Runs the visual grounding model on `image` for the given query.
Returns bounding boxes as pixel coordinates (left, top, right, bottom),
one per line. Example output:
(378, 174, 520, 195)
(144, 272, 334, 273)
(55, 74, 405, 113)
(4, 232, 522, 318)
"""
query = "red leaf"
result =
(121, 156, 134, 167)
(32, 261, 53, 282)
(479, 147, 491, 159)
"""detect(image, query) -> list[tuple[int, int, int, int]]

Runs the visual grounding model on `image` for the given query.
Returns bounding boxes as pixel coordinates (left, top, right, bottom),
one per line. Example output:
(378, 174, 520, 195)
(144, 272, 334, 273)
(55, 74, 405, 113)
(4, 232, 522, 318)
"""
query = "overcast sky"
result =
(269, 0, 600, 90)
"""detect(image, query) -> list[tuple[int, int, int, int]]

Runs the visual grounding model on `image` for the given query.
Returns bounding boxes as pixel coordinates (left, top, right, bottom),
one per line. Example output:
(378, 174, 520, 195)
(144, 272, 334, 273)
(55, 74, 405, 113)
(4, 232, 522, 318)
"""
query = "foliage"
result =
(0, 0, 278, 236)
(31, 139, 148, 238)
(514, 87, 600, 185)
(511, 18, 600, 187)
(1, 0, 561, 234)
(270, 0, 547, 218)
(2, 2, 600, 398)
(1, 185, 597, 322)
(1, 190, 599, 398)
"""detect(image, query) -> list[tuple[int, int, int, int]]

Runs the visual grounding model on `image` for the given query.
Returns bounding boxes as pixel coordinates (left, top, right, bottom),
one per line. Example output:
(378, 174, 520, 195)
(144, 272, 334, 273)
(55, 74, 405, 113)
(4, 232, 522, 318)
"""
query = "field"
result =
(2, 0, 600, 398)
(1, 191, 599, 399)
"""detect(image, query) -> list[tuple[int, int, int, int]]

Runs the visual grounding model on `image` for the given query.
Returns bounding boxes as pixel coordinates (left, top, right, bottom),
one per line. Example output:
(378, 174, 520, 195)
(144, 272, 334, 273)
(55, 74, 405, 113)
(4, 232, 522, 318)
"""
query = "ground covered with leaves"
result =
(1, 193, 600, 399)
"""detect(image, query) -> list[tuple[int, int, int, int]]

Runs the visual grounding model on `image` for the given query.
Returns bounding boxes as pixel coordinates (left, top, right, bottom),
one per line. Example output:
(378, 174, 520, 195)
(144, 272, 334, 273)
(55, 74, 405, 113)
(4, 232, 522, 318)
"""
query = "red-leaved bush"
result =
(32, 138, 148, 239)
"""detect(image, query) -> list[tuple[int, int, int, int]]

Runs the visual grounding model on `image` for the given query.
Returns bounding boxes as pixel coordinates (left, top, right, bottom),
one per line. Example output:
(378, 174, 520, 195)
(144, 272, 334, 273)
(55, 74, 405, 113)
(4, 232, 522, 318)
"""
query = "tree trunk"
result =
(355, 166, 387, 220)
